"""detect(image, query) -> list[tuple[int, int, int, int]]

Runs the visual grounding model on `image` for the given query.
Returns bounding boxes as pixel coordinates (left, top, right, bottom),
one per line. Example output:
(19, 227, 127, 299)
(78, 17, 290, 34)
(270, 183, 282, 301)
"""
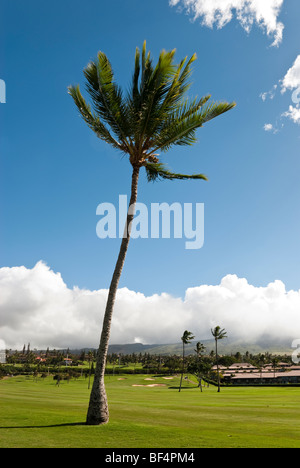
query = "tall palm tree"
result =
(69, 42, 235, 425)
(211, 326, 227, 392)
(179, 330, 195, 392)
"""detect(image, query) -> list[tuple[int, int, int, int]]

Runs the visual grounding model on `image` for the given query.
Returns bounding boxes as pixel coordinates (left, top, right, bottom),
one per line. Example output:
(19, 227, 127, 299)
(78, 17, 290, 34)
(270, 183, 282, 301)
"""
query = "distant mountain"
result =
(107, 343, 155, 354)
(61, 337, 293, 356)
(106, 338, 293, 356)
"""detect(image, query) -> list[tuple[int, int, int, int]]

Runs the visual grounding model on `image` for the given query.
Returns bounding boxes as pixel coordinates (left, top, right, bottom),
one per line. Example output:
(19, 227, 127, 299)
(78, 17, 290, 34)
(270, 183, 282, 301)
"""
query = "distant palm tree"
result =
(211, 326, 227, 392)
(258, 355, 265, 384)
(179, 330, 195, 392)
(195, 341, 206, 357)
(69, 42, 235, 425)
(195, 341, 206, 391)
(271, 357, 279, 378)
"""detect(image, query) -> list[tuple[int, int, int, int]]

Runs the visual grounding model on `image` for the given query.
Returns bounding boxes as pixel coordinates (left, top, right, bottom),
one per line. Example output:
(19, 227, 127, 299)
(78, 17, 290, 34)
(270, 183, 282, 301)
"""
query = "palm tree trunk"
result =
(86, 165, 140, 425)
(179, 341, 184, 392)
(216, 339, 220, 393)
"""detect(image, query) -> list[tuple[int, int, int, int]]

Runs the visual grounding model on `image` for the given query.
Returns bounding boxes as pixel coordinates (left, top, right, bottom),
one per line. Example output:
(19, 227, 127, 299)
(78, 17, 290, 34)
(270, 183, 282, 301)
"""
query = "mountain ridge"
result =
(106, 338, 293, 356)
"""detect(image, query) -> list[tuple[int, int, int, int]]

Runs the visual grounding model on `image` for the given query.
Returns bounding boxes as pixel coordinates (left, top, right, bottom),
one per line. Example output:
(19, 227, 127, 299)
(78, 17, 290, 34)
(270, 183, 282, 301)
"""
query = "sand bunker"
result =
(162, 377, 174, 380)
(144, 378, 155, 381)
(132, 384, 167, 387)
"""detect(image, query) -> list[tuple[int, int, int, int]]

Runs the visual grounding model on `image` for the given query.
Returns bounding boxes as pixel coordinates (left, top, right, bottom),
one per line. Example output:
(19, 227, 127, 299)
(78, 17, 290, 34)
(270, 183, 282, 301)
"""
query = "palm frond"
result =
(83, 53, 131, 150)
(144, 162, 208, 182)
(137, 48, 177, 146)
(67, 85, 123, 150)
(131, 47, 141, 109)
(127, 46, 202, 151)
(127, 42, 177, 148)
(157, 53, 197, 117)
(152, 100, 236, 152)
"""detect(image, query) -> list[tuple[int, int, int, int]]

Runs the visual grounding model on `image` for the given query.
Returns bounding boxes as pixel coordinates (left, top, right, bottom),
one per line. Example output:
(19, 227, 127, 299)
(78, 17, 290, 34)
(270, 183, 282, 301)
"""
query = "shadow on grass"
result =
(0, 422, 86, 429)
(169, 386, 199, 390)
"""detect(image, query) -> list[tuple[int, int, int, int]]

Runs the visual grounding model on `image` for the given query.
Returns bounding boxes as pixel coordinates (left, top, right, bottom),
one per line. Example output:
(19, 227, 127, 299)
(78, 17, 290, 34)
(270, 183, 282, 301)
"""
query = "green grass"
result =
(1, 374, 300, 448)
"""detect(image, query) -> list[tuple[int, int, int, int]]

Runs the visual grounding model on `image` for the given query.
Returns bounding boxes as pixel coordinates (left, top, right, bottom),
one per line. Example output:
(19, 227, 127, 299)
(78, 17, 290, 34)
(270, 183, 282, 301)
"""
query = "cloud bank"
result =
(169, 0, 285, 47)
(0, 262, 300, 350)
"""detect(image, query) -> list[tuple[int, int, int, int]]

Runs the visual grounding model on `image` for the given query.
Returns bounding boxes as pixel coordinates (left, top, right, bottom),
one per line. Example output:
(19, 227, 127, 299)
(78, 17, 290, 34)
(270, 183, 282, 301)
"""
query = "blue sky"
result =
(1, 0, 300, 303)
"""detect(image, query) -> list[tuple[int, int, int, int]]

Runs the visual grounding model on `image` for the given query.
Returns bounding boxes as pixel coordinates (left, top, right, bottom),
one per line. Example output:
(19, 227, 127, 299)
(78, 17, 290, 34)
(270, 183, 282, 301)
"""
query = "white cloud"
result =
(1, 262, 300, 349)
(280, 56, 300, 125)
(260, 93, 268, 102)
(264, 123, 274, 132)
(261, 56, 300, 130)
(260, 84, 278, 102)
(281, 55, 300, 94)
(170, 0, 285, 47)
(263, 123, 279, 133)
(282, 105, 300, 125)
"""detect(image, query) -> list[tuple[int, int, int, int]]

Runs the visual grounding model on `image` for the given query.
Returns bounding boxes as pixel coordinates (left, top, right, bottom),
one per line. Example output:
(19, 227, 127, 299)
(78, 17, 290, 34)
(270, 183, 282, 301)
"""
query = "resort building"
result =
(219, 363, 300, 385)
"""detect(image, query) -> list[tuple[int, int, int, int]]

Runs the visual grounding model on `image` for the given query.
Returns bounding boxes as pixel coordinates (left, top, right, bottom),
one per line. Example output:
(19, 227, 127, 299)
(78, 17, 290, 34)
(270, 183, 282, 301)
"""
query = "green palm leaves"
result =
(211, 326, 227, 341)
(181, 330, 195, 345)
(68, 41, 235, 181)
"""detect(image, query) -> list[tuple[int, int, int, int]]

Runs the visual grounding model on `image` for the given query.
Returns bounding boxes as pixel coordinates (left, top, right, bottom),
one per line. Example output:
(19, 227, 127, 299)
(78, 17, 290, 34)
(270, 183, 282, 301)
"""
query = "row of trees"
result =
(5, 348, 97, 366)
(1, 340, 294, 390)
